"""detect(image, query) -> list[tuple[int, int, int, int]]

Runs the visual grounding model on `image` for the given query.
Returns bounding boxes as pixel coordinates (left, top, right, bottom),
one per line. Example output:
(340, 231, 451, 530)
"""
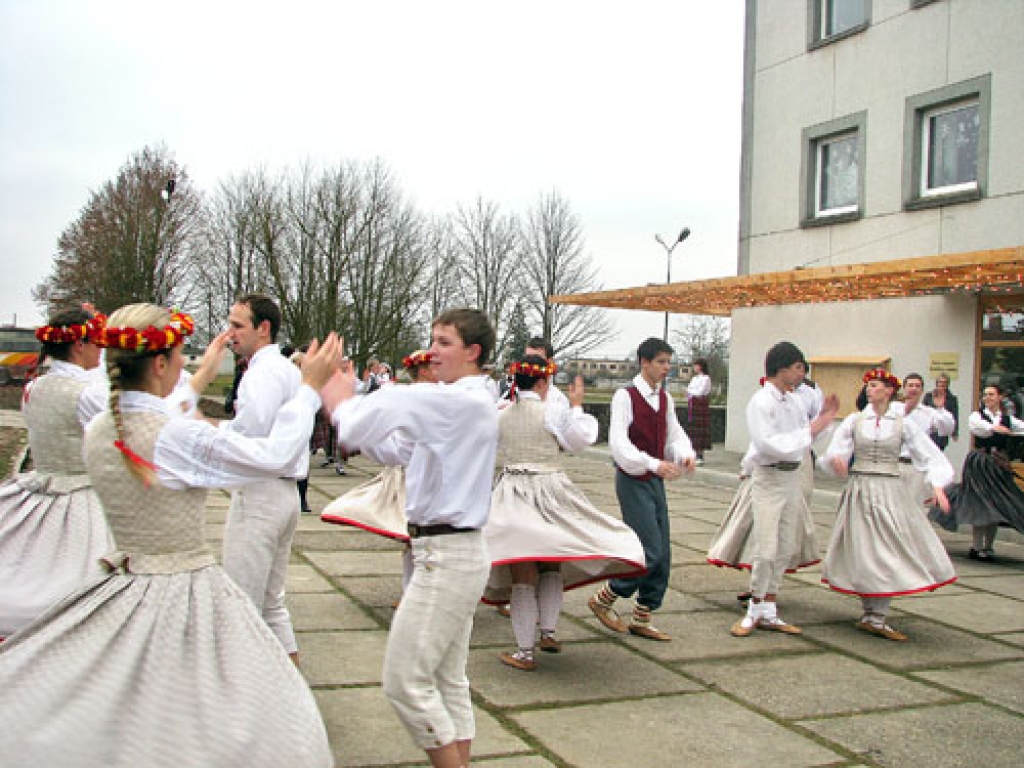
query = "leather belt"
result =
(766, 461, 801, 471)
(407, 523, 476, 539)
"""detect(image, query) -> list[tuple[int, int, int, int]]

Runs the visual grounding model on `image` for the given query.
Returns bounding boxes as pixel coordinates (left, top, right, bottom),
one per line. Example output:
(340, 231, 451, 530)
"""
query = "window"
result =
(801, 111, 866, 227)
(816, 132, 859, 216)
(903, 75, 990, 210)
(921, 100, 979, 197)
(809, 0, 870, 48)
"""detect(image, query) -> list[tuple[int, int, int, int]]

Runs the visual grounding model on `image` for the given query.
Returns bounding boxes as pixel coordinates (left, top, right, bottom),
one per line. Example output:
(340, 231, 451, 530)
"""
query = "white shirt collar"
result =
(517, 390, 542, 402)
(632, 374, 660, 397)
(47, 359, 93, 380)
(119, 389, 174, 415)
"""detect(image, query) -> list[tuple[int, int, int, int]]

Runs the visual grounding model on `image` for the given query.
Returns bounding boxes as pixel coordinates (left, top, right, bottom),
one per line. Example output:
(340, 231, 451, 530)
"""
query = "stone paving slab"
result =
(511, 693, 843, 768)
(290, 591, 379, 632)
(915, 660, 1024, 715)
(307, 550, 406, 578)
(801, 615, 1024, 670)
(470, 640, 703, 708)
(286, 563, 339, 593)
(894, 592, 1024, 634)
(799, 702, 1024, 768)
(955, 573, 1024, 600)
(301, 629, 389, 686)
(683, 653, 955, 719)
(315, 687, 532, 767)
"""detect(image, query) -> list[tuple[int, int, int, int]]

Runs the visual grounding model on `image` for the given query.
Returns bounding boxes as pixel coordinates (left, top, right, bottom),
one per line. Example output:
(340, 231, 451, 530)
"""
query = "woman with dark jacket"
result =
(923, 374, 959, 450)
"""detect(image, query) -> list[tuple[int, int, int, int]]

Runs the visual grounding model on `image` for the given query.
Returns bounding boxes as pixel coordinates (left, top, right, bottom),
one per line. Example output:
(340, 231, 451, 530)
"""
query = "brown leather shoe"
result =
(588, 596, 627, 633)
(495, 604, 510, 618)
(628, 623, 671, 641)
(855, 620, 908, 642)
(757, 615, 802, 635)
(730, 617, 756, 637)
(538, 635, 561, 653)
(500, 650, 536, 671)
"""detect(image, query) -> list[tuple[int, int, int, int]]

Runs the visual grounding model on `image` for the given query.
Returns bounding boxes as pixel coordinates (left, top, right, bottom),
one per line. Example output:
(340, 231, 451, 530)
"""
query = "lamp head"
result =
(677, 227, 691, 243)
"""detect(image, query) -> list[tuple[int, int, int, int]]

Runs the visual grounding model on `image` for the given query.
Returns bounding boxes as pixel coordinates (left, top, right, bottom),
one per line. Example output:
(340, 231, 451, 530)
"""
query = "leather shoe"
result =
(856, 620, 908, 642)
(588, 597, 627, 633)
(538, 635, 561, 653)
(731, 617, 756, 637)
(495, 604, 511, 618)
(628, 623, 671, 641)
(500, 650, 536, 671)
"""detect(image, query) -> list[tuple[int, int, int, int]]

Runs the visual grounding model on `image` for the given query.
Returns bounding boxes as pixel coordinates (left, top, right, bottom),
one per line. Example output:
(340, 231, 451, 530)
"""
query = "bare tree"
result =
(450, 197, 522, 362)
(34, 146, 200, 316)
(673, 315, 731, 395)
(520, 190, 615, 359)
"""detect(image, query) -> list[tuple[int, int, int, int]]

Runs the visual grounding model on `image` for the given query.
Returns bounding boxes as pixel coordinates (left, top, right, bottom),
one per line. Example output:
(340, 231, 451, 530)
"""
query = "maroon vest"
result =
(619, 385, 668, 481)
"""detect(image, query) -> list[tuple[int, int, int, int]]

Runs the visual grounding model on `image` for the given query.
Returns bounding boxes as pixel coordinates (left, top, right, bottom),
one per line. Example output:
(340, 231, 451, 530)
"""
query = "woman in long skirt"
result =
(483, 356, 645, 671)
(0, 305, 337, 767)
(686, 358, 712, 465)
(820, 368, 956, 642)
(930, 382, 1024, 560)
(0, 307, 113, 639)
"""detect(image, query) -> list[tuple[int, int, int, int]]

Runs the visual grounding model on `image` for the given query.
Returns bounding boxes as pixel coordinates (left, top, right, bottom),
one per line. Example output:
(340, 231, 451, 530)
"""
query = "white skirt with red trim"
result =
(482, 465, 646, 605)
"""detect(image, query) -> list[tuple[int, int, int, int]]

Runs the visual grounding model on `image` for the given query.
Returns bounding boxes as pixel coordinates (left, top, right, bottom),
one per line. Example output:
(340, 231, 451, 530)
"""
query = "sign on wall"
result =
(929, 352, 960, 381)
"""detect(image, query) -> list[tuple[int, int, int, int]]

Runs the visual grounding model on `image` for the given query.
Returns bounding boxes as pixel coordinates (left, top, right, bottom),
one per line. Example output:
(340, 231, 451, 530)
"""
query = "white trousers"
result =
(222, 478, 300, 654)
(383, 530, 489, 750)
(749, 465, 805, 598)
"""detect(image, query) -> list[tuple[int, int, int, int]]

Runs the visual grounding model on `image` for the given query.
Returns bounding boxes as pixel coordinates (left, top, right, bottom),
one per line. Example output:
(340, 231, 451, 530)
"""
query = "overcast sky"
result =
(0, 0, 745, 358)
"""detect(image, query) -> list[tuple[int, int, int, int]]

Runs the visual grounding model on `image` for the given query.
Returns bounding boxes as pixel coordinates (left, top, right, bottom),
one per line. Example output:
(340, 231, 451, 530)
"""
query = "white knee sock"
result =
(510, 584, 539, 650)
(537, 571, 563, 635)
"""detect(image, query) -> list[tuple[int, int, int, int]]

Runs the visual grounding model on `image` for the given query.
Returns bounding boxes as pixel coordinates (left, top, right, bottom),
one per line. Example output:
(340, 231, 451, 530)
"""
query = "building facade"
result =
(729, 0, 1024, 470)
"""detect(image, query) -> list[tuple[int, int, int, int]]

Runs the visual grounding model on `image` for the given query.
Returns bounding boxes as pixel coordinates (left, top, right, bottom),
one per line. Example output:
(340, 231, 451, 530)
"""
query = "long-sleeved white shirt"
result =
(106, 386, 321, 490)
(220, 343, 307, 478)
(609, 374, 695, 476)
(746, 382, 814, 466)
(894, 400, 955, 458)
(331, 375, 499, 530)
(686, 373, 711, 398)
(968, 408, 1024, 437)
(819, 404, 954, 488)
(517, 389, 597, 453)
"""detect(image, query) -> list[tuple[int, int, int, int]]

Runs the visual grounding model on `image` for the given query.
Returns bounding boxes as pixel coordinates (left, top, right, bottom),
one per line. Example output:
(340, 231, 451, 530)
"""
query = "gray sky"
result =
(0, 0, 744, 357)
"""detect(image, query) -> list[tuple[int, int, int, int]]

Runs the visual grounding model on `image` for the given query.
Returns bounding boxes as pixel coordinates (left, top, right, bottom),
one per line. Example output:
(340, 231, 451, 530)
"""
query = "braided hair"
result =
(104, 304, 174, 486)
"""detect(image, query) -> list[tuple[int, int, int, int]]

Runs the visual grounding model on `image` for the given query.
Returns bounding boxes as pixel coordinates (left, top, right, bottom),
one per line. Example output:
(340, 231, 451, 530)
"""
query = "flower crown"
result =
(35, 313, 108, 345)
(402, 350, 432, 370)
(510, 360, 557, 379)
(863, 367, 900, 391)
(99, 310, 196, 351)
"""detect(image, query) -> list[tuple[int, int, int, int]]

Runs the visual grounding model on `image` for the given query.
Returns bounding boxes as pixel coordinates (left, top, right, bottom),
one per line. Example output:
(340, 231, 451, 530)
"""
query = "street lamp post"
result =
(654, 226, 691, 341)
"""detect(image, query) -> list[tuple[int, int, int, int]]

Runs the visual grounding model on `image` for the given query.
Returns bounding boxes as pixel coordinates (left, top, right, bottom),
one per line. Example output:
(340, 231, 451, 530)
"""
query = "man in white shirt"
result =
(897, 373, 955, 507)
(324, 308, 498, 768)
(220, 293, 307, 663)
(588, 337, 696, 642)
(731, 341, 837, 638)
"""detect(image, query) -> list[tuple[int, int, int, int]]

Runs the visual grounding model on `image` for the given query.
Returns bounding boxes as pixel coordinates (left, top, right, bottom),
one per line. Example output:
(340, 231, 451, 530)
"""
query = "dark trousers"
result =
(609, 471, 671, 611)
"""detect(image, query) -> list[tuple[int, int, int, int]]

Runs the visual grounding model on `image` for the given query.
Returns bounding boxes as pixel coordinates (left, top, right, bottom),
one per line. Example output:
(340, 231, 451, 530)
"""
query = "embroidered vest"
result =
(975, 410, 1012, 452)
(619, 385, 667, 481)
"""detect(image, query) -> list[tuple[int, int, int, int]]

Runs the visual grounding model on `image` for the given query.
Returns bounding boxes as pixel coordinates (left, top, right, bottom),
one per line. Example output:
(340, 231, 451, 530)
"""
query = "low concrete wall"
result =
(582, 403, 726, 445)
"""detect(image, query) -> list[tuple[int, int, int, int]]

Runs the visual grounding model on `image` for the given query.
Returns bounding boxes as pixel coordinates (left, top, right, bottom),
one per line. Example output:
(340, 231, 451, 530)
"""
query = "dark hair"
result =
(236, 293, 282, 342)
(40, 307, 92, 362)
(280, 345, 295, 358)
(764, 341, 806, 377)
(982, 381, 1005, 396)
(514, 354, 549, 392)
(855, 384, 868, 411)
(433, 308, 495, 366)
(637, 337, 673, 365)
(903, 373, 924, 386)
(693, 357, 709, 376)
(526, 337, 554, 359)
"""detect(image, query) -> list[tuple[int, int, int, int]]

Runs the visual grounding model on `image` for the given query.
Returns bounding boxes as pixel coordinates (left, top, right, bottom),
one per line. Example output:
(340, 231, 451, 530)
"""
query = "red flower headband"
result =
(99, 311, 195, 352)
(863, 367, 900, 391)
(402, 350, 432, 370)
(35, 313, 108, 345)
(510, 360, 557, 379)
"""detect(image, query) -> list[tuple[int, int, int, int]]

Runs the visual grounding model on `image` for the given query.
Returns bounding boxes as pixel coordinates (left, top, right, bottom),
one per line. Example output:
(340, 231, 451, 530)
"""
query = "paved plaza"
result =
(225, 446, 1024, 768)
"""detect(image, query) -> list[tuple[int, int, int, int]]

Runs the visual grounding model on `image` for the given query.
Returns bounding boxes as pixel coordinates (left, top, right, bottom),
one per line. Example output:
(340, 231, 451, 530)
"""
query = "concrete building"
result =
(553, 0, 1023, 473)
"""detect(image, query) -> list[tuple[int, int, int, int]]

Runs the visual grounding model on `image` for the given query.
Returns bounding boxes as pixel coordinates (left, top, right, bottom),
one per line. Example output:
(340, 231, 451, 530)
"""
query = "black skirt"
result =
(930, 449, 1024, 534)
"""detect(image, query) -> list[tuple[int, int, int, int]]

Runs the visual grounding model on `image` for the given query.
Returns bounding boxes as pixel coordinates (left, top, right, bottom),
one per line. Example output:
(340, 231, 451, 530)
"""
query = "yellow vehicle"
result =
(0, 327, 40, 385)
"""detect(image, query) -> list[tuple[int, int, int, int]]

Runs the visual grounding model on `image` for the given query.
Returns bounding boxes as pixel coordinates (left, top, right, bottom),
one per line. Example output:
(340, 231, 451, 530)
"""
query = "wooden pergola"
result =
(548, 247, 1024, 316)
